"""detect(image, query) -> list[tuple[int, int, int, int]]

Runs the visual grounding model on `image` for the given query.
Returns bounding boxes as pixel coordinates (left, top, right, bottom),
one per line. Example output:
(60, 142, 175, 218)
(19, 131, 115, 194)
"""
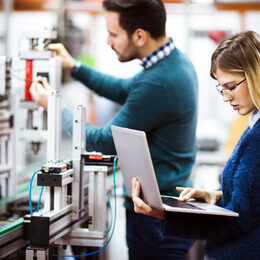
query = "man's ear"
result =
(132, 28, 148, 47)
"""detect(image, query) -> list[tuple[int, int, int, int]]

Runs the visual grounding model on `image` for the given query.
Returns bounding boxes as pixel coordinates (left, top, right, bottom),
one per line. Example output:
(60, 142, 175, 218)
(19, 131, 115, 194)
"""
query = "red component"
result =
(89, 155, 103, 160)
(61, 165, 67, 172)
(25, 60, 33, 100)
(208, 30, 227, 44)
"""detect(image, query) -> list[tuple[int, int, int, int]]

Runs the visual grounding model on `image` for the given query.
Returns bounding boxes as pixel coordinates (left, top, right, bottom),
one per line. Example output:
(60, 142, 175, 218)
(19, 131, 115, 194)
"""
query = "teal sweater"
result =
(70, 48, 198, 206)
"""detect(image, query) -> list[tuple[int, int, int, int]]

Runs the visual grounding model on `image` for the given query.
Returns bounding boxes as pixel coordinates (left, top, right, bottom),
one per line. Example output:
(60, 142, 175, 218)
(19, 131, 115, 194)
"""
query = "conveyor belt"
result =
(0, 218, 23, 236)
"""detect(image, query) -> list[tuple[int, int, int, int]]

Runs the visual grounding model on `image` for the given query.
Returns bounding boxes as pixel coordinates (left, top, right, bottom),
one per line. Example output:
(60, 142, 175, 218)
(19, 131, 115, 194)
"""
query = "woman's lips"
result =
(232, 105, 239, 110)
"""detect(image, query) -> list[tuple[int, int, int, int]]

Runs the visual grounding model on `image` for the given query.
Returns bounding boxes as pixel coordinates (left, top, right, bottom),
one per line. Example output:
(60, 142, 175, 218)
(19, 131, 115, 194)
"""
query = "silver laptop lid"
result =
(111, 125, 164, 210)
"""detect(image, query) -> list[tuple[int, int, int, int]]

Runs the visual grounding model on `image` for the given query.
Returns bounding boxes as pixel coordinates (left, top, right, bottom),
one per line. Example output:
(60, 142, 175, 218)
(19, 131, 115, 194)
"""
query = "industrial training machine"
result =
(0, 30, 117, 260)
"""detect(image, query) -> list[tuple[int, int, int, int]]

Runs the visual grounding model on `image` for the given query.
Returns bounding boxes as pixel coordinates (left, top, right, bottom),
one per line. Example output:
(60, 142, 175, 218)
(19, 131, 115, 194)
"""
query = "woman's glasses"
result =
(216, 78, 246, 98)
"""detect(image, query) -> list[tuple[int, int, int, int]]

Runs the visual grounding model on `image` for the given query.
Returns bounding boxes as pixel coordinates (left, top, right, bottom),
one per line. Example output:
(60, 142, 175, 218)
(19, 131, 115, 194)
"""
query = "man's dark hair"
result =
(103, 0, 166, 39)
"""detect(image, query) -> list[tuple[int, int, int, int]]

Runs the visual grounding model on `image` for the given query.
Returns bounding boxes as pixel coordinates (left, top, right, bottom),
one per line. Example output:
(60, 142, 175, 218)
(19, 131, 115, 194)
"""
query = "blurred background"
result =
(0, 0, 259, 259)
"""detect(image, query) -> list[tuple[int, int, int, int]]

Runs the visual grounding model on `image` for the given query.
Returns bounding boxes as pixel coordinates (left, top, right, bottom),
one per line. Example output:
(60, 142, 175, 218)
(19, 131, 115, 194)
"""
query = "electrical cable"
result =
(53, 156, 118, 258)
(105, 192, 113, 237)
(36, 186, 44, 212)
(29, 169, 41, 216)
(11, 73, 34, 83)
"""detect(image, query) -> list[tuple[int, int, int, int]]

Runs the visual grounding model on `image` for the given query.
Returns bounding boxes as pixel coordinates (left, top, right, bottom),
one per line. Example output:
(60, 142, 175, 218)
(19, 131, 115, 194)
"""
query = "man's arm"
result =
(71, 64, 141, 105)
(49, 43, 140, 104)
(85, 82, 170, 154)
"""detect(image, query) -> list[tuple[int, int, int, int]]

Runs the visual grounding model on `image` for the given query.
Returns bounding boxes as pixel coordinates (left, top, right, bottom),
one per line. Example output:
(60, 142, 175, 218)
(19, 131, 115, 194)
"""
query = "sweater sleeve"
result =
(219, 128, 260, 234)
(163, 127, 260, 241)
(71, 63, 142, 105)
(85, 82, 170, 154)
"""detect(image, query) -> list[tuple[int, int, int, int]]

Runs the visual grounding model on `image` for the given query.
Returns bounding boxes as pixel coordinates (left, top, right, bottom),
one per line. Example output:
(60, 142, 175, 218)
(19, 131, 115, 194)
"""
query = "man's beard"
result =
(112, 44, 139, 62)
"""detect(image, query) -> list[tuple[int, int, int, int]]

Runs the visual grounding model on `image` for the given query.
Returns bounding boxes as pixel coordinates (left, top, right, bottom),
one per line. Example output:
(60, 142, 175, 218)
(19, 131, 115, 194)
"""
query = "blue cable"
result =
(37, 186, 44, 212)
(29, 169, 41, 216)
(105, 192, 113, 237)
(54, 156, 118, 258)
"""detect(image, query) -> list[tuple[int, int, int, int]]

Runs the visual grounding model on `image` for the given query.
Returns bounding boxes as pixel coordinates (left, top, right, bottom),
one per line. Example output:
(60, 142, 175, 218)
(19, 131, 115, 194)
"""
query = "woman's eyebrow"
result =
(222, 80, 236, 87)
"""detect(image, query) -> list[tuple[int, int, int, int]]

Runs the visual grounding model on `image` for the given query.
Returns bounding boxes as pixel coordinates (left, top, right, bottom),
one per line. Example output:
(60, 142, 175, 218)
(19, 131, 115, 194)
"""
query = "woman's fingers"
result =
(176, 187, 211, 203)
(177, 187, 193, 201)
(132, 177, 165, 219)
(177, 187, 201, 201)
(132, 177, 140, 198)
(132, 178, 152, 214)
(133, 197, 152, 214)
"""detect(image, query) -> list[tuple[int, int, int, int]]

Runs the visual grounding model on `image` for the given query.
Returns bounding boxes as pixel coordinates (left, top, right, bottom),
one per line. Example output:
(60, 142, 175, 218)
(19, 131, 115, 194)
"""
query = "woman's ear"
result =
(132, 28, 148, 47)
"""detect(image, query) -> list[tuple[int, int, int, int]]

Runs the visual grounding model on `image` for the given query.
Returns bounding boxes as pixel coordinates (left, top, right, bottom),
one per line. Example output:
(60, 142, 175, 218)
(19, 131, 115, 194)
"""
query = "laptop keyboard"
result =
(162, 196, 204, 210)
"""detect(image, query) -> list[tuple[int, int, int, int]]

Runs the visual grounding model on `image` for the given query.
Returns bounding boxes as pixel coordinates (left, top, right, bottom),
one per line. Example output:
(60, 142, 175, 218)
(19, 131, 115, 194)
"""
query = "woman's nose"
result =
(107, 35, 112, 46)
(223, 93, 233, 102)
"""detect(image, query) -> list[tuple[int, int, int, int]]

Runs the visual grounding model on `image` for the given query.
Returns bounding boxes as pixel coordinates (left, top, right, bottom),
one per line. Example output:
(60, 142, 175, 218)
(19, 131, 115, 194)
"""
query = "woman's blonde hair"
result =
(210, 30, 260, 110)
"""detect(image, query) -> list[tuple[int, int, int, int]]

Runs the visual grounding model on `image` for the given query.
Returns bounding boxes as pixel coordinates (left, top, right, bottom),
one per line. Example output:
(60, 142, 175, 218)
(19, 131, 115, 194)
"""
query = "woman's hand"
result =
(176, 187, 222, 205)
(132, 177, 165, 219)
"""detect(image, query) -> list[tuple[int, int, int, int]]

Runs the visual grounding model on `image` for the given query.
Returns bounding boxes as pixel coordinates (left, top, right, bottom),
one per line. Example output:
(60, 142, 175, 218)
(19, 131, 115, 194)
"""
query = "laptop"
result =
(111, 125, 238, 217)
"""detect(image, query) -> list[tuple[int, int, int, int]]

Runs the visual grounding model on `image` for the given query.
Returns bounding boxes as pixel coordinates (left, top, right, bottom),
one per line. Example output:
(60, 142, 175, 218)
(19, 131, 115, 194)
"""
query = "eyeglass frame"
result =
(216, 78, 246, 97)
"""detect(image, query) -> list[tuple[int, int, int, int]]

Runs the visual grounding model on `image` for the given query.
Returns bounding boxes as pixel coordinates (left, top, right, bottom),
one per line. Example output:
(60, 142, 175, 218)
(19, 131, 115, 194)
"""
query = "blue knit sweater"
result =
(69, 47, 198, 208)
(163, 119, 260, 260)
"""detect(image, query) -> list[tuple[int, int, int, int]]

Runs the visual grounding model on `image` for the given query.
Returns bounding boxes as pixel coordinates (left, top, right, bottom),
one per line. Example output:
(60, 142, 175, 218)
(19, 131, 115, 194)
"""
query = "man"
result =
(30, 0, 198, 259)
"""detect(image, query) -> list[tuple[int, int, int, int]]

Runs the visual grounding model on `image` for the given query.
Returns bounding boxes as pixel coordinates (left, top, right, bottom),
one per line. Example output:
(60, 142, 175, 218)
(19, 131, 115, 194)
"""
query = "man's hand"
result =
(176, 187, 222, 205)
(48, 43, 76, 70)
(30, 77, 53, 111)
(132, 177, 165, 219)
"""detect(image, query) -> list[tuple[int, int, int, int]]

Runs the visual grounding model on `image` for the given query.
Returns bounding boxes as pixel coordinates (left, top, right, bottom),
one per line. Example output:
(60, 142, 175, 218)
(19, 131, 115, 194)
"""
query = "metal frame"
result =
(1, 54, 114, 259)
(0, 38, 113, 259)
(87, 165, 108, 233)
(0, 57, 15, 199)
(72, 105, 86, 220)
(0, 225, 26, 259)
(25, 100, 114, 259)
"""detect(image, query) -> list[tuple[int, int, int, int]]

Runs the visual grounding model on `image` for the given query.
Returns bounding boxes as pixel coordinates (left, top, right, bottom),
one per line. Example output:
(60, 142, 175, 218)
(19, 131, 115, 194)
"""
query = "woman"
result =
(132, 30, 260, 260)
